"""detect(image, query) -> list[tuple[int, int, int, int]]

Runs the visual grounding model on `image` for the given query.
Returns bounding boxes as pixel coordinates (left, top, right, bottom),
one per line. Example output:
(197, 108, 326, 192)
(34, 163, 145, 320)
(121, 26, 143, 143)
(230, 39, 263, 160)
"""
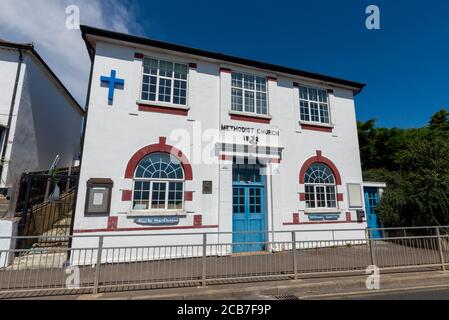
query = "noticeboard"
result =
(85, 178, 113, 215)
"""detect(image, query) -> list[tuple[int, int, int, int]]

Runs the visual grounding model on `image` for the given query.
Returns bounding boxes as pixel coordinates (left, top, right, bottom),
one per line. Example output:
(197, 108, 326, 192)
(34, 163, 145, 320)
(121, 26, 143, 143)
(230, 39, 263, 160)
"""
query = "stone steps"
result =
(37, 216, 72, 243)
(0, 195, 10, 218)
(7, 251, 68, 270)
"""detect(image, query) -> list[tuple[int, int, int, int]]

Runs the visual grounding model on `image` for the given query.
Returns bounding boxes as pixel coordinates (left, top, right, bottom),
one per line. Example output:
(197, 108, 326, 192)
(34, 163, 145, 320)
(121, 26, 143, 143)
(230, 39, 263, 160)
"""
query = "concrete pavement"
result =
(309, 286, 449, 300)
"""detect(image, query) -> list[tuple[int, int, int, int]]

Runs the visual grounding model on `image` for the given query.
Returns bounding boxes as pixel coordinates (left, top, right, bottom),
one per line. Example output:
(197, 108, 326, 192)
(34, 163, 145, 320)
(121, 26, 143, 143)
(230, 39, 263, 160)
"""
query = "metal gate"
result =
(14, 167, 79, 249)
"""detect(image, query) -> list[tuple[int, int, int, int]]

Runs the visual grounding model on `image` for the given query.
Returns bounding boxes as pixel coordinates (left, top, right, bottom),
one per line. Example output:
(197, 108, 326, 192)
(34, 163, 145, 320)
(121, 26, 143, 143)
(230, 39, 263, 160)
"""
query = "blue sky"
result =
(130, 0, 449, 128)
(1, 0, 448, 128)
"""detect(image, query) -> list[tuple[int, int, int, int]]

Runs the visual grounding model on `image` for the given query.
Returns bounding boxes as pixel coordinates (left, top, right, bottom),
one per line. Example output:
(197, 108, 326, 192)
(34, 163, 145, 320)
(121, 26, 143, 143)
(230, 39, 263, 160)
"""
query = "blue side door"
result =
(232, 186, 266, 253)
(232, 162, 266, 253)
(364, 187, 382, 239)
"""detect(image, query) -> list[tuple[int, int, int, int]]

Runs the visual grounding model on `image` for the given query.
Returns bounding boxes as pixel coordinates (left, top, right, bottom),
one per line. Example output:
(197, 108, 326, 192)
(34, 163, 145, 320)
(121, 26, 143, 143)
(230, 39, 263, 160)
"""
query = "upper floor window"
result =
(141, 58, 188, 106)
(133, 152, 185, 212)
(299, 86, 330, 125)
(232, 72, 268, 116)
(304, 163, 337, 209)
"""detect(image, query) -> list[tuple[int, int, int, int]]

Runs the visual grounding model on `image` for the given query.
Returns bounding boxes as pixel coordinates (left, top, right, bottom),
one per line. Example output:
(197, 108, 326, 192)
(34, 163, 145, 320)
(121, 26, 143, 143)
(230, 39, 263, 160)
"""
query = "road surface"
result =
(302, 285, 449, 300)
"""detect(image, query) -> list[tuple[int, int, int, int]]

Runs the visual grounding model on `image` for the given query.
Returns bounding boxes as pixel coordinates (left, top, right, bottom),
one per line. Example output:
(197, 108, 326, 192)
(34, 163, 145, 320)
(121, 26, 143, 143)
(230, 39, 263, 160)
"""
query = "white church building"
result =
(72, 25, 372, 253)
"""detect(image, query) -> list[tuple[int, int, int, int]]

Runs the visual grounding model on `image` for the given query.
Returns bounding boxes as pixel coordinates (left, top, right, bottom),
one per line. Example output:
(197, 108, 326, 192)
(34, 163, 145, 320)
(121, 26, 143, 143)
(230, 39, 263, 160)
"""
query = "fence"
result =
(14, 168, 79, 249)
(15, 167, 79, 211)
(16, 191, 76, 250)
(0, 226, 448, 298)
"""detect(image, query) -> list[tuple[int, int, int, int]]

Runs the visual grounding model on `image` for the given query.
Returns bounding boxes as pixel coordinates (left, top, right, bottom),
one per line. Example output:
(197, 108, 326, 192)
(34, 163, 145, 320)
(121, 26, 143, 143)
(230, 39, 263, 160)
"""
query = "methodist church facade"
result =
(72, 25, 369, 251)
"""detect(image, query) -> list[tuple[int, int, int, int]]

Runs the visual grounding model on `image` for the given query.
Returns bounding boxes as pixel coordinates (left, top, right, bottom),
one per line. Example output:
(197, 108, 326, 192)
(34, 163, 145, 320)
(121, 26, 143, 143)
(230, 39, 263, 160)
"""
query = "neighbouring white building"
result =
(72, 25, 375, 255)
(0, 40, 84, 212)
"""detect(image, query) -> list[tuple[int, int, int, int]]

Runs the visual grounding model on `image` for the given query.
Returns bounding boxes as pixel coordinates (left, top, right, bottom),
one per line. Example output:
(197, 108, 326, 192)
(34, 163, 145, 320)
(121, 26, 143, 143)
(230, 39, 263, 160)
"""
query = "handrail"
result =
(1, 225, 448, 240)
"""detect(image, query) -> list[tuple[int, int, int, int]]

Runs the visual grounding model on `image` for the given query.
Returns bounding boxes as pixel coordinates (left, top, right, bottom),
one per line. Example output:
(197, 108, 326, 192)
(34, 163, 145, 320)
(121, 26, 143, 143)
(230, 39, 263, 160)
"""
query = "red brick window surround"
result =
(301, 123, 333, 133)
(125, 137, 193, 180)
(122, 137, 194, 212)
(299, 151, 342, 186)
(230, 113, 271, 124)
(299, 151, 343, 210)
(138, 104, 189, 116)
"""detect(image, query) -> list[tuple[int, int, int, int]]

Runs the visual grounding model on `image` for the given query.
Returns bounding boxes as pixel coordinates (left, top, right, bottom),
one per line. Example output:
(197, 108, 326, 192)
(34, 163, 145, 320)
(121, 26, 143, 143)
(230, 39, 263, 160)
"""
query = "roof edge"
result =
(0, 40, 34, 51)
(80, 25, 366, 92)
(0, 40, 85, 115)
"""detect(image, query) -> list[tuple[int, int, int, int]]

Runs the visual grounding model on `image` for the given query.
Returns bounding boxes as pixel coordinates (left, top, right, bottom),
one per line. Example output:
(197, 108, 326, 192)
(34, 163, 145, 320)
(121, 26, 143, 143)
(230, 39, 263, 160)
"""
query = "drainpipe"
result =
(1, 48, 23, 217)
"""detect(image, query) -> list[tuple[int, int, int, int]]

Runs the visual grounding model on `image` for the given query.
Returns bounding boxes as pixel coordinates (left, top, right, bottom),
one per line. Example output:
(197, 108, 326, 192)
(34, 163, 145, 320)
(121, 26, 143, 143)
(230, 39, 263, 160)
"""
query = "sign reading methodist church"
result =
(221, 125, 280, 146)
(221, 125, 280, 137)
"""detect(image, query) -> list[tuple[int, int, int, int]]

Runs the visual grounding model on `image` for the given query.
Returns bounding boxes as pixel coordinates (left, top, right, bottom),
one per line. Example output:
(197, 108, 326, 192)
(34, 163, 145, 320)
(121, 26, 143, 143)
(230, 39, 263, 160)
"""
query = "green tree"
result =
(357, 120, 403, 171)
(429, 108, 449, 131)
(359, 110, 449, 227)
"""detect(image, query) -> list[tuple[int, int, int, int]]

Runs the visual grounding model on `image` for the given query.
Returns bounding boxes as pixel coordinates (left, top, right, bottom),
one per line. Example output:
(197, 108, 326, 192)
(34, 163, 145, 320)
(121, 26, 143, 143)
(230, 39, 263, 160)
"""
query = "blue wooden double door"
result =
(364, 187, 382, 239)
(232, 161, 267, 253)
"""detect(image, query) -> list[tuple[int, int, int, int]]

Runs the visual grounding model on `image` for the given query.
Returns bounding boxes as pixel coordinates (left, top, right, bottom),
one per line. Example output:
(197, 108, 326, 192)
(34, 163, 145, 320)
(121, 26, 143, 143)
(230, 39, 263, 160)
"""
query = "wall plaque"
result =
(203, 181, 213, 194)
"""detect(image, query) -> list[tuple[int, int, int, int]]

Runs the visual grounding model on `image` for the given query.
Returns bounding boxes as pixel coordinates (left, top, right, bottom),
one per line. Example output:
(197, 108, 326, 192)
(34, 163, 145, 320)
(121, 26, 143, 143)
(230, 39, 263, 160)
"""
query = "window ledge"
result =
(300, 122, 334, 132)
(137, 100, 190, 111)
(299, 121, 333, 128)
(229, 111, 272, 124)
(229, 110, 272, 120)
(304, 210, 343, 215)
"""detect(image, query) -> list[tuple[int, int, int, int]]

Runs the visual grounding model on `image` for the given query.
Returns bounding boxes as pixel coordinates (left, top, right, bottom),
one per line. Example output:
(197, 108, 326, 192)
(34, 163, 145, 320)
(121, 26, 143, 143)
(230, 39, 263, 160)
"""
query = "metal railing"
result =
(0, 226, 448, 298)
(15, 167, 79, 212)
(14, 167, 79, 249)
(16, 190, 75, 250)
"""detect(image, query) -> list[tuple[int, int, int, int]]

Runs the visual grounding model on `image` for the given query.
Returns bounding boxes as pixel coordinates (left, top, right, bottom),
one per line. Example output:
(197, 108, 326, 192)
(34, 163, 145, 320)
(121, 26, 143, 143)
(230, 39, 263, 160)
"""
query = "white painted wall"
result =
(0, 48, 84, 190)
(0, 47, 27, 190)
(0, 218, 19, 267)
(73, 39, 367, 251)
(0, 47, 20, 127)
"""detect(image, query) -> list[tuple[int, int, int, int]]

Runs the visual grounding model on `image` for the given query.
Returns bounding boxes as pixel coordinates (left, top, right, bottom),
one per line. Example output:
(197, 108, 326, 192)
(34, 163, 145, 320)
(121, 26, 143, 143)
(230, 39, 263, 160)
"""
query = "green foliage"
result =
(359, 109, 449, 227)
(429, 109, 449, 131)
(357, 120, 404, 171)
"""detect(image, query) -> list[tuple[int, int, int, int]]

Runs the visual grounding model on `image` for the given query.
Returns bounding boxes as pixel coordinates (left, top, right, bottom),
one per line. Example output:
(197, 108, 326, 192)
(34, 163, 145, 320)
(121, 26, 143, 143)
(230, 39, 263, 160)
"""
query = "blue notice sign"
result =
(135, 216, 180, 226)
(308, 213, 341, 222)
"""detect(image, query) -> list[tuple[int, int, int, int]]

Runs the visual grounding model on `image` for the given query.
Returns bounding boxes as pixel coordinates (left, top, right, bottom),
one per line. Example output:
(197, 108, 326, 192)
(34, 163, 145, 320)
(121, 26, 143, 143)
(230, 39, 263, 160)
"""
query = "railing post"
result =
(436, 227, 446, 272)
(367, 229, 376, 267)
(292, 232, 298, 280)
(202, 233, 207, 287)
(44, 177, 52, 202)
(331, 230, 336, 247)
(19, 175, 33, 249)
(93, 235, 104, 294)
(65, 166, 72, 192)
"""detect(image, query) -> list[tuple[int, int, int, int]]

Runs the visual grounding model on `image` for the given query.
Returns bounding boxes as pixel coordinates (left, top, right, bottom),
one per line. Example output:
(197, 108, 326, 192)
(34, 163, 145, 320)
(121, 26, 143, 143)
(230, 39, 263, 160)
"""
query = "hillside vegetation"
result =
(358, 109, 449, 227)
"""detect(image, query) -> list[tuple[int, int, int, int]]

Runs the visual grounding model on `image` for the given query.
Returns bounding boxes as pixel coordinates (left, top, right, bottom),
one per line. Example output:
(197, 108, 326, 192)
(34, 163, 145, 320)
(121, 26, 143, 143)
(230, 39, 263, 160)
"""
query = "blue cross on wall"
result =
(100, 70, 124, 105)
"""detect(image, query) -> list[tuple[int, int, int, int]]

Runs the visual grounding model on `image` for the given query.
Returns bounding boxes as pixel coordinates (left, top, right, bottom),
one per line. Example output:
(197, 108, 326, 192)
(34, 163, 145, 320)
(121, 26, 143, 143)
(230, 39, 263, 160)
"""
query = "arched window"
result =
(304, 163, 337, 209)
(133, 153, 185, 211)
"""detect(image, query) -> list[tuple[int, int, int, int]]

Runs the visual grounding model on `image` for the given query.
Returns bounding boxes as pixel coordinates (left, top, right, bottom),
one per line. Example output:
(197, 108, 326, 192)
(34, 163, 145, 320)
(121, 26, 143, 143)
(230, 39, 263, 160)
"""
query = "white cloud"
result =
(0, 0, 142, 106)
